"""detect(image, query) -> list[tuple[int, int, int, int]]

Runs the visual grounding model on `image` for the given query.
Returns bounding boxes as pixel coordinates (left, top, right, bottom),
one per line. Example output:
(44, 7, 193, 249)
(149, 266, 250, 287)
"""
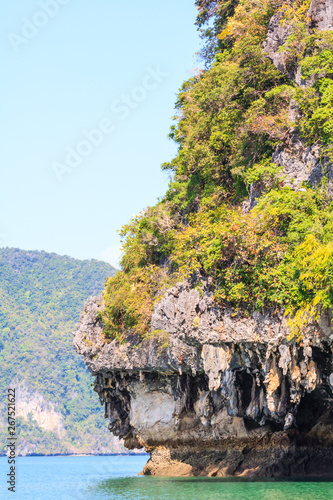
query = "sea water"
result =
(1, 455, 333, 499)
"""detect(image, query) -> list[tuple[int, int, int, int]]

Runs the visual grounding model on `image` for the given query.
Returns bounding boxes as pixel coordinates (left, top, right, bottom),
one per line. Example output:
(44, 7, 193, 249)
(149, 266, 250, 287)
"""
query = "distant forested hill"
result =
(0, 247, 124, 455)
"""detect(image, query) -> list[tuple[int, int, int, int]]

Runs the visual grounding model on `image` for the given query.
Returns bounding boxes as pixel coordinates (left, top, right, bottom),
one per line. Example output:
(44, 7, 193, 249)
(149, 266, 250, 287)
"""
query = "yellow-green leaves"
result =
(285, 234, 333, 338)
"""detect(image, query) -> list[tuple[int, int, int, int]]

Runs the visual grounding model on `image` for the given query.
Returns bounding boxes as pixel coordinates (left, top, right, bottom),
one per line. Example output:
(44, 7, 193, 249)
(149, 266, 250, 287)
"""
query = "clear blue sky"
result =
(1, 0, 201, 267)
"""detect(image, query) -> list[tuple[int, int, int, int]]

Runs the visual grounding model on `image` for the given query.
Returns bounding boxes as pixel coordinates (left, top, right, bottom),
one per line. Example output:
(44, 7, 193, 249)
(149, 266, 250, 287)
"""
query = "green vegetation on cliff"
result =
(102, 0, 333, 341)
(0, 247, 123, 455)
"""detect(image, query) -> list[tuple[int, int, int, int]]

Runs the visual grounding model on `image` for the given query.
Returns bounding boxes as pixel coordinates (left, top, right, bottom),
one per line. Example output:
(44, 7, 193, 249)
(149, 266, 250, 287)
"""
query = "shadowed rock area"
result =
(74, 287, 333, 477)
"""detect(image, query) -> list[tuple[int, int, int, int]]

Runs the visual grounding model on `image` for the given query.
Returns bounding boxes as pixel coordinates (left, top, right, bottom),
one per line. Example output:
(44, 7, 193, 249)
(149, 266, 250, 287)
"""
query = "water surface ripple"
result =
(1, 456, 332, 499)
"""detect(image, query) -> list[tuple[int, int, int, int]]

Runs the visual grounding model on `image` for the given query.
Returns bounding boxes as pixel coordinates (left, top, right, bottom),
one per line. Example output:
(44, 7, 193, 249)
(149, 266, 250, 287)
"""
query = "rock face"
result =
(272, 133, 333, 193)
(73, 0, 333, 477)
(308, 0, 333, 31)
(263, 0, 333, 82)
(74, 288, 333, 477)
(16, 384, 65, 438)
(249, 0, 333, 210)
(263, 11, 292, 78)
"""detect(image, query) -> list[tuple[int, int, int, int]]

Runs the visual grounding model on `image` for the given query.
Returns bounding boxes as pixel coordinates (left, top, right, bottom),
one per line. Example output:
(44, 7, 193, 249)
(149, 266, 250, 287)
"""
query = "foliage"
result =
(243, 160, 283, 190)
(170, 204, 285, 310)
(284, 234, 333, 338)
(102, 0, 333, 340)
(280, 19, 333, 158)
(0, 248, 123, 455)
(102, 265, 173, 341)
(195, 0, 237, 65)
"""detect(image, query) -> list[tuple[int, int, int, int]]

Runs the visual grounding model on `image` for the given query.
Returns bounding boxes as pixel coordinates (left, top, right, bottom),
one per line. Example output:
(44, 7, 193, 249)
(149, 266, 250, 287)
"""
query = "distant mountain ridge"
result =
(0, 247, 126, 455)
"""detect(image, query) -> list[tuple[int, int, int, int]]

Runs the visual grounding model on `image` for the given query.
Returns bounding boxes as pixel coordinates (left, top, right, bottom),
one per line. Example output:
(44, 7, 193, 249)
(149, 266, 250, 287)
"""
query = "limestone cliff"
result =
(74, 0, 333, 477)
(74, 286, 333, 477)
(256, 0, 333, 208)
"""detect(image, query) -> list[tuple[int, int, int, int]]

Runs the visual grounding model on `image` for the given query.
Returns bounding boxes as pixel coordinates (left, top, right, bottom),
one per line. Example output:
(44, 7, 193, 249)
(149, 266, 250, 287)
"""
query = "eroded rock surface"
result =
(73, 0, 333, 477)
(74, 288, 333, 477)
(308, 0, 333, 31)
(263, 11, 292, 77)
(272, 133, 333, 192)
(247, 0, 333, 210)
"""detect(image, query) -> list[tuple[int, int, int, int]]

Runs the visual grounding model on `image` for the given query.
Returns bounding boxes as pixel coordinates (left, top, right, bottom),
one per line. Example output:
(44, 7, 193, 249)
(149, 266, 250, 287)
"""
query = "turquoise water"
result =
(1, 455, 333, 499)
